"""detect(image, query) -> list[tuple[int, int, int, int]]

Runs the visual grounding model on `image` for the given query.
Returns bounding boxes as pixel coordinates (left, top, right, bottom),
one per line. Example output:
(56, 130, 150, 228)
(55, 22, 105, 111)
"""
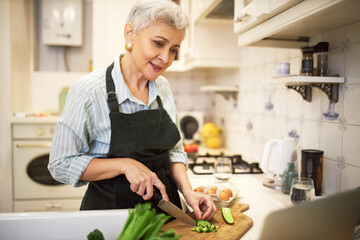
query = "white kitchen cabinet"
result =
(234, 0, 360, 48)
(176, 0, 240, 70)
(191, 0, 221, 23)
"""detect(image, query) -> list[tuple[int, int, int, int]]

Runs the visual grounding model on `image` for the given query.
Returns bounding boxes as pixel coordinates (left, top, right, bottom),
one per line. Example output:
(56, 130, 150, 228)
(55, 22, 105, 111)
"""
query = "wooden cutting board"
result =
(162, 203, 253, 240)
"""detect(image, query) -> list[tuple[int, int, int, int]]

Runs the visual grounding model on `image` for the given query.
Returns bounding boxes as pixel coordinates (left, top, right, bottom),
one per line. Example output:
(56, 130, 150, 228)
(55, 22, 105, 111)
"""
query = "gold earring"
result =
(125, 42, 133, 52)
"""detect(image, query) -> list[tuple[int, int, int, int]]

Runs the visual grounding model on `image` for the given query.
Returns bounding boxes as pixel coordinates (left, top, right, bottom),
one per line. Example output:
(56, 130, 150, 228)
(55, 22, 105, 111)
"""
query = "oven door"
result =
(13, 141, 86, 200)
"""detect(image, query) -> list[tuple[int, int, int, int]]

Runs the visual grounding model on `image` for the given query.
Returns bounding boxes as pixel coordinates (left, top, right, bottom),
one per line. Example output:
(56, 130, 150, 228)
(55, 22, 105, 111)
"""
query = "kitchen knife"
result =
(152, 191, 196, 226)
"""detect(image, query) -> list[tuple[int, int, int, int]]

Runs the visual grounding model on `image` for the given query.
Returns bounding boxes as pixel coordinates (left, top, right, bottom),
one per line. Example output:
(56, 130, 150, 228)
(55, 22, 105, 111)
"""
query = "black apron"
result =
(80, 62, 182, 212)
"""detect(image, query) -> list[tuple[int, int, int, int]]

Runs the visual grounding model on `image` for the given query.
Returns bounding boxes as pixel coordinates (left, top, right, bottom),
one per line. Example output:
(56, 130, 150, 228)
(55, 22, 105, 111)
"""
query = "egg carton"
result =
(195, 184, 239, 208)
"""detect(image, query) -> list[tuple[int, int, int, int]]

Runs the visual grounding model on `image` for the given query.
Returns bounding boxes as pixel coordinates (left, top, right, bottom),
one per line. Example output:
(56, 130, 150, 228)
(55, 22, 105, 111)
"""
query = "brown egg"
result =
(219, 191, 230, 201)
(206, 189, 216, 195)
(210, 186, 218, 191)
(221, 188, 233, 198)
(194, 186, 205, 193)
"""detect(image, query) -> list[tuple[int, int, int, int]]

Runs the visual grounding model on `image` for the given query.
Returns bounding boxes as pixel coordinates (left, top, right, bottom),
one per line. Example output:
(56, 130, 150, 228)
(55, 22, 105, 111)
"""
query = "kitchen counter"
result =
(11, 115, 60, 124)
(1, 173, 293, 240)
(187, 172, 293, 240)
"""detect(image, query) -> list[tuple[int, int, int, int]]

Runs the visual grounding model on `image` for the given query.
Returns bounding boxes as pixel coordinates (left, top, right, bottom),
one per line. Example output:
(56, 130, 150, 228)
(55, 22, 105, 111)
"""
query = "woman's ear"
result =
(124, 22, 134, 43)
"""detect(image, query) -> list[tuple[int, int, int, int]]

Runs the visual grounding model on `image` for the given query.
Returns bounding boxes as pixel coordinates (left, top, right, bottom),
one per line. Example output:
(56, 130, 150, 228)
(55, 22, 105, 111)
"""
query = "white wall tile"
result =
(340, 165, 360, 191)
(263, 115, 275, 141)
(346, 21, 360, 44)
(303, 87, 321, 121)
(274, 117, 288, 138)
(345, 43, 360, 84)
(320, 84, 343, 123)
(319, 122, 342, 161)
(289, 56, 301, 76)
(301, 120, 320, 150)
(322, 159, 341, 194)
(343, 84, 360, 125)
(342, 125, 360, 167)
(273, 86, 288, 117)
(286, 119, 302, 142)
(287, 88, 303, 119)
(309, 33, 324, 46)
(323, 26, 346, 48)
(328, 47, 345, 77)
(252, 115, 264, 139)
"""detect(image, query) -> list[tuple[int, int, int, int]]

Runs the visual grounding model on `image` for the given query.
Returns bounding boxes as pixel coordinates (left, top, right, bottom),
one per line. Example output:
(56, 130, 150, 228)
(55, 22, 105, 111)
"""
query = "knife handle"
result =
(151, 189, 163, 203)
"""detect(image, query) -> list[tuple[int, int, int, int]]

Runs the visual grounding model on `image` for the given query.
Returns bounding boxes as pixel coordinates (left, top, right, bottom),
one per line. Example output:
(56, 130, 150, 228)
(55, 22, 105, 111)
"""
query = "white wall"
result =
(34, 0, 93, 72)
(0, 0, 14, 213)
(210, 21, 360, 195)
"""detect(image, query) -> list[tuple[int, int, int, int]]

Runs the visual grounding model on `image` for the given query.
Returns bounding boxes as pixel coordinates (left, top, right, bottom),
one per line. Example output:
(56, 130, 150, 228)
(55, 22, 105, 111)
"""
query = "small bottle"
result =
(316, 42, 329, 76)
(282, 162, 298, 194)
(301, 46, 315, 76)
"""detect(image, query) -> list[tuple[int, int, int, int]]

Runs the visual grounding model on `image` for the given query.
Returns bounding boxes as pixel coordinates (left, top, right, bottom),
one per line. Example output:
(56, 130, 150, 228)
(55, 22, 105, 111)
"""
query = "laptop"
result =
(259, 187, 360, 240)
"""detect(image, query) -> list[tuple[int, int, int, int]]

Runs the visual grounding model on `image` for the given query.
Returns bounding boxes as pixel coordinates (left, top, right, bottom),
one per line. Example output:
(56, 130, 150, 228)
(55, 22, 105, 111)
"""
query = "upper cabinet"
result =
(234, 0, 360, 48)
(170, 0, 240, 71)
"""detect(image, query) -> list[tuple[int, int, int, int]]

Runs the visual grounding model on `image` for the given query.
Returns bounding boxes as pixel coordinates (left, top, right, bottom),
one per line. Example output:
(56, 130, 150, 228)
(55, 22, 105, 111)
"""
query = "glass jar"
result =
(282, 162, 298, 194)
(301, 46, 315, 76)
(316, 42, 329, 76)
(59, 87, 69, 115)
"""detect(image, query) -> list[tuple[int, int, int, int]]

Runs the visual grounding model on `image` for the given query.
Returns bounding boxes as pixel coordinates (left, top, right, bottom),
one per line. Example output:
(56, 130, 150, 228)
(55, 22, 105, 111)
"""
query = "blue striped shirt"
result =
(48, 54, 187, 187)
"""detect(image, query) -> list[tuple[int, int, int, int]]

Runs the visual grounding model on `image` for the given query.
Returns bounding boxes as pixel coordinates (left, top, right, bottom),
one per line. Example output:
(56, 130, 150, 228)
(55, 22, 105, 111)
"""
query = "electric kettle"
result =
(260, 137, 297, 189)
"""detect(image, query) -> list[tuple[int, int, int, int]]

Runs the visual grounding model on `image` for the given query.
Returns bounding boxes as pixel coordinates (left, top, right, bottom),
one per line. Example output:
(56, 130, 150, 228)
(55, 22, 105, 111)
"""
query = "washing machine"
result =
(178, 111, 204, 144)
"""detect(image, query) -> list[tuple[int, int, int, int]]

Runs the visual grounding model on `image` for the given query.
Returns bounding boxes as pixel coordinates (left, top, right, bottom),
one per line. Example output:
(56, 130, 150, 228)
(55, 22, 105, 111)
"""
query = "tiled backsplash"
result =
(207, 21, 360, 195)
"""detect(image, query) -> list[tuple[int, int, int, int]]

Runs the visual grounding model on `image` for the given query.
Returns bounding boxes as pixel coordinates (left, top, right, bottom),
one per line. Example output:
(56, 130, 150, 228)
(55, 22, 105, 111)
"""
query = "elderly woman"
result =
(48, 0, 216, 220)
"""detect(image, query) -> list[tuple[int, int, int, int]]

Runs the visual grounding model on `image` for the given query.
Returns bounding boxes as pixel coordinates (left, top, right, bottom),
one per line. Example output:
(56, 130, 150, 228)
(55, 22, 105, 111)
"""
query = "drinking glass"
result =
(214, 157, 232, 182)
(290, 177, 315, 205)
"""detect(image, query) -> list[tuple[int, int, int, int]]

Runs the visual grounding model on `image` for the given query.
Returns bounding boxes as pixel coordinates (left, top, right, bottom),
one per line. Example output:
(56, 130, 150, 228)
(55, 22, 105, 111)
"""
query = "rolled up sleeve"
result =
(49, 84, 96, 187)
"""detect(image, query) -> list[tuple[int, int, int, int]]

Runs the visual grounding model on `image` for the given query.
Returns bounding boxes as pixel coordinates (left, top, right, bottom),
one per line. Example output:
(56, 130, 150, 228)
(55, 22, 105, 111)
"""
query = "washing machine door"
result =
(180, 116, 199, 140)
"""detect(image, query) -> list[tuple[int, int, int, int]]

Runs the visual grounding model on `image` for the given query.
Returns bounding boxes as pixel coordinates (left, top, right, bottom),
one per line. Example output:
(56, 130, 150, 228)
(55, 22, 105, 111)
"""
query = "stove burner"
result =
(187, 154, 262, 175)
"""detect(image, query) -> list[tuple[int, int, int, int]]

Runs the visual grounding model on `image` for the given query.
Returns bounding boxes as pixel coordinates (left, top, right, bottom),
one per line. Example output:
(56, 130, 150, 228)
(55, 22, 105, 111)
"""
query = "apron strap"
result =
(156, 95, 163, 109)
(106, 61, 164, 113)
(106, 62, 119, 113)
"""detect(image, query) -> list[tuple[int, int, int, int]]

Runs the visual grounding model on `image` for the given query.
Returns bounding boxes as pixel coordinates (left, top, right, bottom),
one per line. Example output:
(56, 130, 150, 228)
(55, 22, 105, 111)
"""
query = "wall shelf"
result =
(263, 76, 344, 103)
(200, 85, 239, 101)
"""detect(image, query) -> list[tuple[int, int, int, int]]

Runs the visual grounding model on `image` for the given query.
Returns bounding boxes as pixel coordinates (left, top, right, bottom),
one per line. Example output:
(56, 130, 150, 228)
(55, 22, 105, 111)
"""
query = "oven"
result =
(12, 123, 86, 212)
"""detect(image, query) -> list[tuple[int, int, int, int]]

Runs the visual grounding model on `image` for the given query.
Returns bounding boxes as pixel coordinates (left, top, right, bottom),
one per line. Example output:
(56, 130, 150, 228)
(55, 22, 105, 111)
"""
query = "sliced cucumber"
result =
(221, 207, 234, 224)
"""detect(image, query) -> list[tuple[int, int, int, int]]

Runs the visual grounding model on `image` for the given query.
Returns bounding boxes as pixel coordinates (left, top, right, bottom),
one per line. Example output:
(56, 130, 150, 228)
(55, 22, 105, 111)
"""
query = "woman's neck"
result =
(120, 53, 149, 105)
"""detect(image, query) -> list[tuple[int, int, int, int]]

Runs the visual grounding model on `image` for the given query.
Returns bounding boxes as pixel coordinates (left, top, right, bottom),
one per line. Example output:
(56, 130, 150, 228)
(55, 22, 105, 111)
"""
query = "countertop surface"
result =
(187, 172, 293, 240)
(11, 116, 60, 124)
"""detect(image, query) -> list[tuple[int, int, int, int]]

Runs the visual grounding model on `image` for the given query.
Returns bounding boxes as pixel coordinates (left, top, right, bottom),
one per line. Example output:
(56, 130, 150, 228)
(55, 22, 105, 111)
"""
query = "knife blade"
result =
(152, 191, 196, 226)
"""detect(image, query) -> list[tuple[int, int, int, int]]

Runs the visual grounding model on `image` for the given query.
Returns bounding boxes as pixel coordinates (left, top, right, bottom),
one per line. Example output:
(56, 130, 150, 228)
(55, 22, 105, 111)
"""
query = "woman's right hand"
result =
(120, 158, 169, 202)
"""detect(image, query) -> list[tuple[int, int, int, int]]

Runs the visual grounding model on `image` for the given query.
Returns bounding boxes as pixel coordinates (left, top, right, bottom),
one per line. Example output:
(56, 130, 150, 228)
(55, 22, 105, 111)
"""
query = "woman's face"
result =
(130, 21, 185, 81)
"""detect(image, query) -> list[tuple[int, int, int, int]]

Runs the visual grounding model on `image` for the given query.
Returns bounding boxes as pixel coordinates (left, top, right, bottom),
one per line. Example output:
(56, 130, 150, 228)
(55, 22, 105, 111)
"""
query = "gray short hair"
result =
(127, 0, 189, 32)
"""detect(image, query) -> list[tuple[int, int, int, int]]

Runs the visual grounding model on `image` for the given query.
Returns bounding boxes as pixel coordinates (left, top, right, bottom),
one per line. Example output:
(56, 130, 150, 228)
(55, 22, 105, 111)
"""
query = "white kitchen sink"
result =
(0, 209, 128, 240)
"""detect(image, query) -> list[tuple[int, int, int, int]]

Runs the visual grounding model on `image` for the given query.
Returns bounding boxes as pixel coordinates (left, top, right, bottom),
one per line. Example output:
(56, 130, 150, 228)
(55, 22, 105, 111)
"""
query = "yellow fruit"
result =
(205, 137, 221, 148)
(201, 123, 221, 139)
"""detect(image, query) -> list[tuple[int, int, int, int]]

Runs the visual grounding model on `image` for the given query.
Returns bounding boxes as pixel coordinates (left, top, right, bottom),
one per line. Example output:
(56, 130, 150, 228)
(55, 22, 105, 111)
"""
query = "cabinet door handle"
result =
(16, 143, 52, 148)
(234, 13, 250, 23)
(45, 203, 62, 209)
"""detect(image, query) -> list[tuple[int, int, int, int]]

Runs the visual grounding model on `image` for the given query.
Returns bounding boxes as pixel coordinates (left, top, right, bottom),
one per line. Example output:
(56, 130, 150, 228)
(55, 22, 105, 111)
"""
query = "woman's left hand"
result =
(183, 190, 217, 220)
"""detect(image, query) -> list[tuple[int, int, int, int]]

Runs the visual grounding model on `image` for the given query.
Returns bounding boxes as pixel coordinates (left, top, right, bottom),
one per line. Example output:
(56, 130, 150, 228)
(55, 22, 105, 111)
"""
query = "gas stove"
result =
(187, 153, 262, 175)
